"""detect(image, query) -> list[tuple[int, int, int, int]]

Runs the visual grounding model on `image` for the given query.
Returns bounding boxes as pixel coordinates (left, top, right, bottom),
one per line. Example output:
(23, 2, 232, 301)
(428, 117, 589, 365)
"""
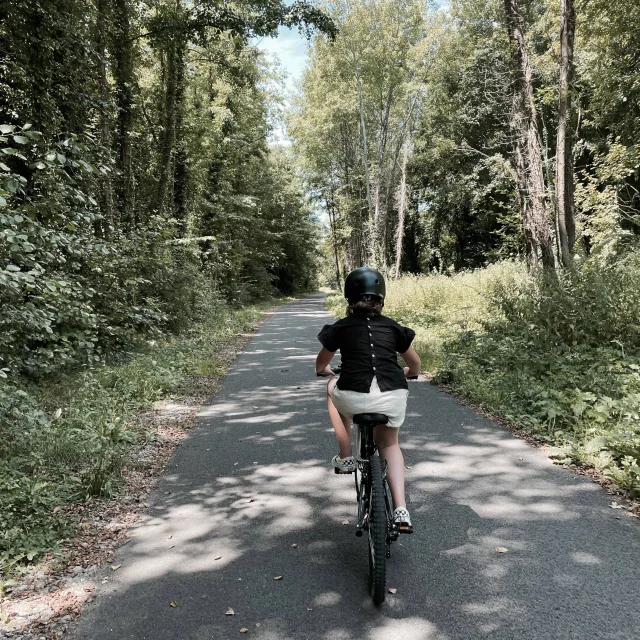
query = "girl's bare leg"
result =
(327, 378, 352, 458)
(373, 425, 406, 509)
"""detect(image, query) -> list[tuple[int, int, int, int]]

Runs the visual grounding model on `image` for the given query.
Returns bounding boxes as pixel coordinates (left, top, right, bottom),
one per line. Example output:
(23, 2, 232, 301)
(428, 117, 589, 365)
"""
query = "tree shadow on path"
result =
(70, 296, 640, 640)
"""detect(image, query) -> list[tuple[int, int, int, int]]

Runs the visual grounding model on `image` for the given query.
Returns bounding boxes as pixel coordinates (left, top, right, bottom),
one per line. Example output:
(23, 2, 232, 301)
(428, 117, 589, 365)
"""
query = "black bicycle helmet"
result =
(344, 267, 386, 303)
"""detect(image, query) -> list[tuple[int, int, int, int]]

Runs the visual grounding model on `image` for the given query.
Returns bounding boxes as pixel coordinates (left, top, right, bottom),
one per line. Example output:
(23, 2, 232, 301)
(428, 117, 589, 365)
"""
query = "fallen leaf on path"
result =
(240, 628, 249, 633)
(170, 545, 175, 549)
(111, 564, 121, 571)
(252, 461, 258, 464)
(307, 608, 313, 611)
(170, 601, 178, 608)
(245, 498, 254, 503)
(225, 608, 235, 615)
(342, 520, 350, 525)
(496, 547, 508, 553)
(273, 576, 283, 581)
(405, 466, 412, 470)
(610, 502, 625, 509)
(388, 588, 397, 594)
(291, 544, 297, 548)
(168, 534, 173, 539)
(234, 462, 238, 466)
(255, 623, 261, 627)
(215, 555, 222, 560)
(518, 457, 523, 461)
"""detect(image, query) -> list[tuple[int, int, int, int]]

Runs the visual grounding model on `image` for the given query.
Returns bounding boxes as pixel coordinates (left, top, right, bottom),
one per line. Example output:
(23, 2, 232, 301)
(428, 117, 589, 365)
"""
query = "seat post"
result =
(353, 413, 389, 460)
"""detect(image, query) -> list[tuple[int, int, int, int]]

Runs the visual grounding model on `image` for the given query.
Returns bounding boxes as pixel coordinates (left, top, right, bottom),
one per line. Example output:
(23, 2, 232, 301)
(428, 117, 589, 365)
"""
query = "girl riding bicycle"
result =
(315, 267, 421, 533)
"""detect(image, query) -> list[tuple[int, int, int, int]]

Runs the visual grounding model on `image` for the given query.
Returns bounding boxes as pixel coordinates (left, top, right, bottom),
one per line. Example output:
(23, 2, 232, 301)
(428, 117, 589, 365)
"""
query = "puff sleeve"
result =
(395, 324, 416, 354)
(317, 323, 339, 352)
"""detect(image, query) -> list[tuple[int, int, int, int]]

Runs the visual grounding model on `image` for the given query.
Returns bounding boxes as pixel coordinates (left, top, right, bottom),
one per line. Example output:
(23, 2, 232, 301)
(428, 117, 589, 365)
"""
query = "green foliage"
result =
(0, 129, 214, 377)
(298, 0, 640, 273)
(0, 299, 270, 571)
(329, 257, 640, 497)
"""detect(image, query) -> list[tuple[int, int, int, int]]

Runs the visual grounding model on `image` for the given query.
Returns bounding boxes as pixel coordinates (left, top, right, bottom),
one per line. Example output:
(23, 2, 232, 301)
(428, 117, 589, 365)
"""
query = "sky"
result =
(255, 26, 310, 96)
(254, 1, 449, 138)
(254, 27, 310, 144)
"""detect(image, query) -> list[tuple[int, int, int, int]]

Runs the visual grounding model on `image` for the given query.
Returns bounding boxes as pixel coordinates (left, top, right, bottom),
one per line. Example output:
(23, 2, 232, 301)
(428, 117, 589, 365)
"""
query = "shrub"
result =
(327, 256, 640, 497)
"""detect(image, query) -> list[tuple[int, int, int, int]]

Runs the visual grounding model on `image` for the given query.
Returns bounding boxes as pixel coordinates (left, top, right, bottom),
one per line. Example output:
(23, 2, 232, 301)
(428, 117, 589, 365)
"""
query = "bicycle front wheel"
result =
(367, 454, 387, 605)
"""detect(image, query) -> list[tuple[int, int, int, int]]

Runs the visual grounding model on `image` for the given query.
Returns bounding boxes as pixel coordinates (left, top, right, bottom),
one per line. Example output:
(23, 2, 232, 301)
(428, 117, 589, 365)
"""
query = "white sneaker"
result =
(332, 454, 355, 474)
(393, 507, 413, 534)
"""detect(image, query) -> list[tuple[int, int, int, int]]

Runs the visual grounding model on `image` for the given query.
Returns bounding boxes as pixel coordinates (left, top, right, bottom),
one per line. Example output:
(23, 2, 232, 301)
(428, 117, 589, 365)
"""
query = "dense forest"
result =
(293, 0, 639, 278)
(1, 0, 639, 573)
(1, 0, 336, 381)
(0, 0, 335, 569)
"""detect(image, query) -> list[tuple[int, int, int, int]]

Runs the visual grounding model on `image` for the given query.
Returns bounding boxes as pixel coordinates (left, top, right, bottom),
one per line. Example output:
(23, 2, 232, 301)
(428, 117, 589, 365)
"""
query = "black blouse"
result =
(318, 314, 415, 393)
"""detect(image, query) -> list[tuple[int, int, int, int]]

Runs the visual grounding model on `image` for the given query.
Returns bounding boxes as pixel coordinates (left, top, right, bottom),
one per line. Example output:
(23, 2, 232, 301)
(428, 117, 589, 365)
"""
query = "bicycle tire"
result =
(367, 455, 387, 605)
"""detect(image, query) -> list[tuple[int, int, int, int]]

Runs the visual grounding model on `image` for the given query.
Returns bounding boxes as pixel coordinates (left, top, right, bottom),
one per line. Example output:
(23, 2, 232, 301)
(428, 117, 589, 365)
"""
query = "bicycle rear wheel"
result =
(367, 454, 387, 605)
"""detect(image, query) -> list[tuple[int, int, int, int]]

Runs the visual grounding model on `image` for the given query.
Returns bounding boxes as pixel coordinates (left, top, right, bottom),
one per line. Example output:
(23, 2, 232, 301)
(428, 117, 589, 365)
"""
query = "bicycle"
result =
(319, 366, 416, 605)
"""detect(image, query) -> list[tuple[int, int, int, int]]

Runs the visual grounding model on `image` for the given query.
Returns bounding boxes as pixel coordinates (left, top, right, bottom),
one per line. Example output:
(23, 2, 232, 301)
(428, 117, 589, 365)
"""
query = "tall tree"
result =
(555, 0, 576, 266)
(113, 0, 136, 223)
(504, 0, 555, 268)
(291, 0, 423, 272)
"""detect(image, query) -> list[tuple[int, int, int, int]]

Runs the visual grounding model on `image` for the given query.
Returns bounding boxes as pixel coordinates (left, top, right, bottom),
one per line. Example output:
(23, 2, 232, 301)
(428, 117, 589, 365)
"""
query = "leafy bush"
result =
(0, 299, 269, 572)
(0, 127, 217, 379)
(328, 257, 640, 497)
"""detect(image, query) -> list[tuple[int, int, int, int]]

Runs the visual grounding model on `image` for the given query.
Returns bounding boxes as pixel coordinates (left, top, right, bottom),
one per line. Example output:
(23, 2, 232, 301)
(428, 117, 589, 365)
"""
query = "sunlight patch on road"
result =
(368, 617, 446, 640)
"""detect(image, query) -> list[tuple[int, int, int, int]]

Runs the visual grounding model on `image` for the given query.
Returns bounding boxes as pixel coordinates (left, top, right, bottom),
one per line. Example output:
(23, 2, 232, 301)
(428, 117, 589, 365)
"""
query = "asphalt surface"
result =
(71, 294, 640, 640)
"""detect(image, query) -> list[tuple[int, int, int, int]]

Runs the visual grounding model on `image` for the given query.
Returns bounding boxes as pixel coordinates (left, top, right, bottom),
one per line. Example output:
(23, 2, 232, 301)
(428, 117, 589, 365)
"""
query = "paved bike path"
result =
(71, 295, 640, 640)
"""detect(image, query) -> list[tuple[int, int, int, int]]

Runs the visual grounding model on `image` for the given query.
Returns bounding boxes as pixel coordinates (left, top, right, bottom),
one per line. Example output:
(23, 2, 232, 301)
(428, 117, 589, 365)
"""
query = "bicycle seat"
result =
(353, 413, 389, 425)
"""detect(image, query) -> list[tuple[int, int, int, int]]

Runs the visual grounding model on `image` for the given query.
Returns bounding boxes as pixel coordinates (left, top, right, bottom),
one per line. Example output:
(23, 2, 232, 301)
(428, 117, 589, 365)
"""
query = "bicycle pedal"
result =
(334, 468, 353, 474)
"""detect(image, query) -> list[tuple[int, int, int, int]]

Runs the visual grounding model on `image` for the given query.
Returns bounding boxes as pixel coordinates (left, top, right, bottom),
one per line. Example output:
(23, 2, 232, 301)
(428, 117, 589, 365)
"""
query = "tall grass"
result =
(328, 262, 525, 371)
(327, 257, 640, 498)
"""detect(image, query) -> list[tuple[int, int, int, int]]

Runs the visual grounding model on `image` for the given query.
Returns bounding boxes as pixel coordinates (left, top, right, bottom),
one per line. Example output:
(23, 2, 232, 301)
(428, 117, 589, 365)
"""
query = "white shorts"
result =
(330, 376, 409, 428)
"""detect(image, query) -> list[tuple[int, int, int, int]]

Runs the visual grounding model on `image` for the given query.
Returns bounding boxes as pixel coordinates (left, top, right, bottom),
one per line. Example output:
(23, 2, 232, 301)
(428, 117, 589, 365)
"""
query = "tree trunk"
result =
(326, 190, 342, 289)
(504, 0, 555, 269)
(113, 0, 135, 224)
(354, 64, 374, 265)
(394, 138, 411, 278)
(156, 38, 185, 214)
(555, 0, 576, 267)
(172, 42, 188, 233)
(95, 0, 114, 239)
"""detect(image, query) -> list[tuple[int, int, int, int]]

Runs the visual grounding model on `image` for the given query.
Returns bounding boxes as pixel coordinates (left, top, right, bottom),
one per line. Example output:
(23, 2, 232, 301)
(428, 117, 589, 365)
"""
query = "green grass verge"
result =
(0, 298, 282, 573)
(326, 260, 640, 499)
